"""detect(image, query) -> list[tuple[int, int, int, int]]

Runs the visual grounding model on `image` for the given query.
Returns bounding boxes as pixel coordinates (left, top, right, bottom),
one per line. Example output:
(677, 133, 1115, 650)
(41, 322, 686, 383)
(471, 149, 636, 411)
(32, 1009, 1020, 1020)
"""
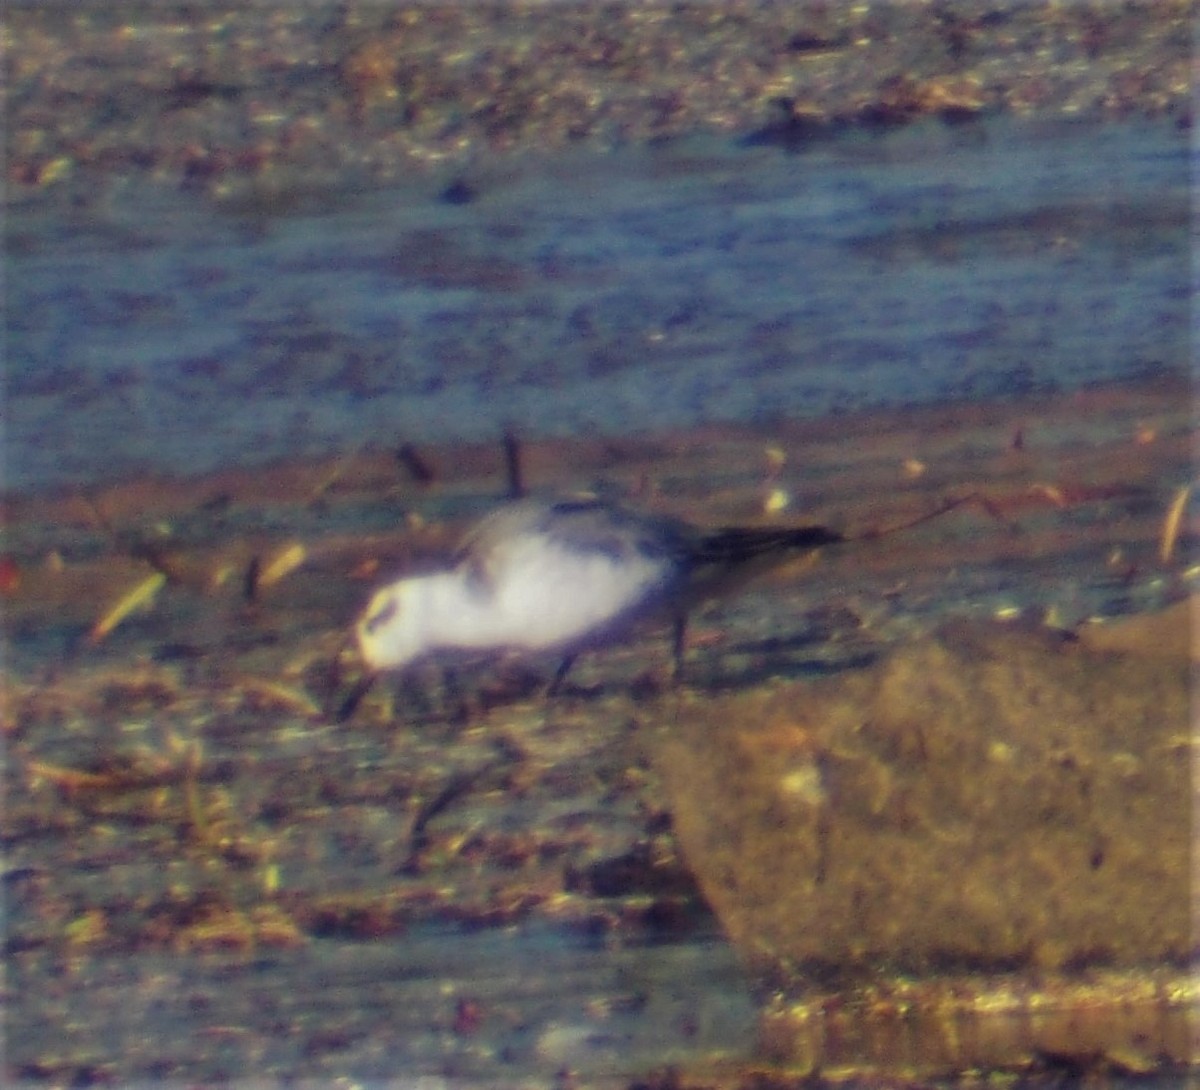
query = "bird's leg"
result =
(671, 613, 688, 685)
(545, 653, 576, 698)
(399, 671, 433, 721)
(439, 664, 473, 724)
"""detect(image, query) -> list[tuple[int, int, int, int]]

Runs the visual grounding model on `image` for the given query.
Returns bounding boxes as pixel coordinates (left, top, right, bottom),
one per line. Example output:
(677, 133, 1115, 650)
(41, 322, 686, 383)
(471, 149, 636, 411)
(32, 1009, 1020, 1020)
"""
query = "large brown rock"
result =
(653, 619, 1192, 982)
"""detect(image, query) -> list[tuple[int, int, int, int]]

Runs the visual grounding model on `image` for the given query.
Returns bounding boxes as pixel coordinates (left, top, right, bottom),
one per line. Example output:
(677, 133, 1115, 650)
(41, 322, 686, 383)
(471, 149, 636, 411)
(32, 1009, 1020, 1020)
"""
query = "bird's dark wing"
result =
(451, 497, 695, 592)
(535, 498, 699, 564)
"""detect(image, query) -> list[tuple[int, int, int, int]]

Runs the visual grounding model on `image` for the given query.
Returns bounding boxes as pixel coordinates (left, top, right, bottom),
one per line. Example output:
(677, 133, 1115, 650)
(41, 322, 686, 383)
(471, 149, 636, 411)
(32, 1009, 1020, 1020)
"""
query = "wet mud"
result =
(3, 379, 1195, 1086)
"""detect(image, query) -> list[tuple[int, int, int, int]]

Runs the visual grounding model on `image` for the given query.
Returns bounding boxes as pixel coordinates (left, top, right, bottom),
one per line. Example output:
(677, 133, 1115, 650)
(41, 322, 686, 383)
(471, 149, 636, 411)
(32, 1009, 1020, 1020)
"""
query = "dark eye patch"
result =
(364, 598, 398, 634)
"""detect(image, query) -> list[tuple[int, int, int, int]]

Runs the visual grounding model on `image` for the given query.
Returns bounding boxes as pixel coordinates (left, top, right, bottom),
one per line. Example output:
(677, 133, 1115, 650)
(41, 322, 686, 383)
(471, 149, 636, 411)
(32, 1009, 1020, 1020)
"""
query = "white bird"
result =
(354, 496, 843, 693)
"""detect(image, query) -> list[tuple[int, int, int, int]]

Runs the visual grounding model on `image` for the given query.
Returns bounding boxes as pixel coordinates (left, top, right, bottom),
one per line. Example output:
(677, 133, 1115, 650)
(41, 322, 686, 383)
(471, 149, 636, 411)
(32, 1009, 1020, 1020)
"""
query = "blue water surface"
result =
(6, 115, 1190, 491)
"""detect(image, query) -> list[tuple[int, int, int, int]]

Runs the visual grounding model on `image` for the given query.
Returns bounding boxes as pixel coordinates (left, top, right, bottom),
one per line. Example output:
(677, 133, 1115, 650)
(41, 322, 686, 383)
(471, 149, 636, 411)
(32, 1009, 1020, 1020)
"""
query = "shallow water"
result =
(7, 115, 1189, 492)
(15, 923, 753, 1084)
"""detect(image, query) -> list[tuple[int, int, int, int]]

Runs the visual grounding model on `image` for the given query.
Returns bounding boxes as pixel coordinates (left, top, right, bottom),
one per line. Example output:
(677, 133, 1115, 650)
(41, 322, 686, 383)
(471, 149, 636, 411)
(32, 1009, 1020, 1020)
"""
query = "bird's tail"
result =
(678, 523, 842, 607)
(682, 494, 978, 603)
(691, 524, 843, 566)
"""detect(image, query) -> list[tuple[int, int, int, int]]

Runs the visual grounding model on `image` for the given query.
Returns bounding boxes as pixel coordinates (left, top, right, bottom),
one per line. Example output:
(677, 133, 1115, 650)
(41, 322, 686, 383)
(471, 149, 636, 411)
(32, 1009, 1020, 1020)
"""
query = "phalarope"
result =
(354, 496, 842, 692)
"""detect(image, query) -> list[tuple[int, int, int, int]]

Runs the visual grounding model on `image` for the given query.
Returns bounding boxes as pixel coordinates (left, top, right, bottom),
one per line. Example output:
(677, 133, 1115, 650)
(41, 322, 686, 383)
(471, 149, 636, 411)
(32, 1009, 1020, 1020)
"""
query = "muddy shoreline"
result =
(7, 0, 1193, 205)
(5, 378, 1195, 1086)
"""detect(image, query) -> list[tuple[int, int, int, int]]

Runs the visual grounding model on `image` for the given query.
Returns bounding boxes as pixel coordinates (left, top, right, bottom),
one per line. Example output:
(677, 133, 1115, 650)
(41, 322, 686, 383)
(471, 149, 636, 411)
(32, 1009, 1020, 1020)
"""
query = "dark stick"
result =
(671, 614, 688, 682)
(336, 672, 378, 722)
(403, 759, 501, 874)
(848, 491, 1004, 541)
(243, 555, 261, 603)
(396, 443, 437, 485)
(503, 430, 525, 499)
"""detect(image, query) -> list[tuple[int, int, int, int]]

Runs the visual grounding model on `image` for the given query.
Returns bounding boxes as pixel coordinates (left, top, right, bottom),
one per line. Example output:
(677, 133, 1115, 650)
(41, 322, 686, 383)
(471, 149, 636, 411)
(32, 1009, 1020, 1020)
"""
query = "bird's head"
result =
(355, 581, 422, 671)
